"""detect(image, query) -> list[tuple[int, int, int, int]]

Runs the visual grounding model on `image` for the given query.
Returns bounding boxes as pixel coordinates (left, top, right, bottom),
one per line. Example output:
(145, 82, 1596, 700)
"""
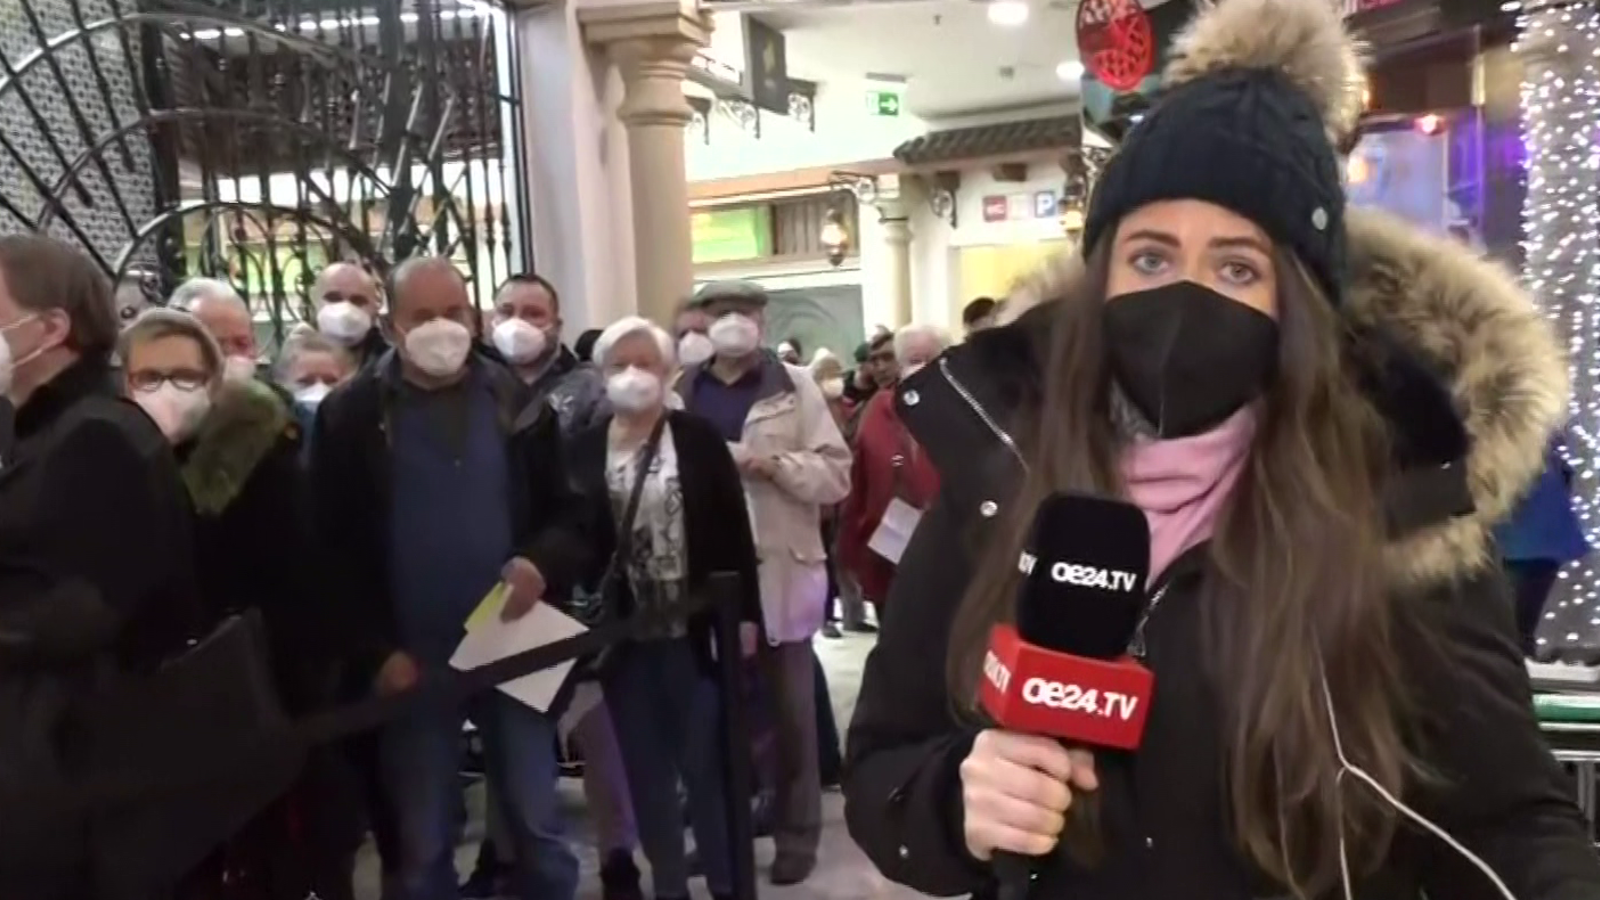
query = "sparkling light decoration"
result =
(1516, 1, 1600, 656)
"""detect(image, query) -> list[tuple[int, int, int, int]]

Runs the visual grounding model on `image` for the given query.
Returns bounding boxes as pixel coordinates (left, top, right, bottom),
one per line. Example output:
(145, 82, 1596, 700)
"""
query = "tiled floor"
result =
(354, 630, 930, 900)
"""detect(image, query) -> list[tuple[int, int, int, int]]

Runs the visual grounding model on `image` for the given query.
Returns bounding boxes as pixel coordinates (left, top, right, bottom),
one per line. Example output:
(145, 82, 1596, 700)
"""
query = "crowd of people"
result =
(0, 229, 971, 900)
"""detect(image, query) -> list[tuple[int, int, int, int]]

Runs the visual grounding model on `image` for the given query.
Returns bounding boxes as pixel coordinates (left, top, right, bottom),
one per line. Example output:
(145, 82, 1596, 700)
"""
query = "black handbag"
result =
(73, 609, 305, 894)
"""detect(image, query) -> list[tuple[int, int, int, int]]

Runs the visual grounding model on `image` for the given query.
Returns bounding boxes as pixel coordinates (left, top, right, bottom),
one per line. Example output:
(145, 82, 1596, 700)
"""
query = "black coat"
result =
(309, 350, 592, 682)
(565, 409, 762, 674)
(843, 208, 1600, 900)
(0, 356, 199, 667)
(0, 356, 201, 895)
(177, 379, 327, 711)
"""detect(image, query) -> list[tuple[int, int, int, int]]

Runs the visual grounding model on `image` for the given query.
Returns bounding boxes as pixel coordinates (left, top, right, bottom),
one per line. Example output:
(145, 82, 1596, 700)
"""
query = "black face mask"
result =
(1102, 280, 1279, 439)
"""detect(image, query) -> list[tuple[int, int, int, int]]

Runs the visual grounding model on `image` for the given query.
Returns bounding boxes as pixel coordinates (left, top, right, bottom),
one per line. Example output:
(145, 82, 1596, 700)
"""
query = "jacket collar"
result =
(529, 344, 578, 392)
(677, 350, 797, 407)
(14, 355, 118, 439)
(179, 378, 291, 515)
(910, 206, 1567, 591)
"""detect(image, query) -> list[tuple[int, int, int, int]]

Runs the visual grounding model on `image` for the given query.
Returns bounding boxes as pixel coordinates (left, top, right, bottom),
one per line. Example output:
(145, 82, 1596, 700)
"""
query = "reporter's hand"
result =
(374, 651, 420, 696)
(958, 730, 1098, 861)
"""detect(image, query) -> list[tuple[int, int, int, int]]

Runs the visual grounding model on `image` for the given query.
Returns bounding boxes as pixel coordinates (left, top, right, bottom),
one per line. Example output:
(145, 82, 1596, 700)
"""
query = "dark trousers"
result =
(813, 649, 841, 786)
(1506, 559, 1562, 656)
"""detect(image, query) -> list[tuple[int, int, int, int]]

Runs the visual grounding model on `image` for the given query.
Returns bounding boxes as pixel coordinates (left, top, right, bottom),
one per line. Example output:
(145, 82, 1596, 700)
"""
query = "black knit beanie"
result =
(1081, 0, 1367, 307)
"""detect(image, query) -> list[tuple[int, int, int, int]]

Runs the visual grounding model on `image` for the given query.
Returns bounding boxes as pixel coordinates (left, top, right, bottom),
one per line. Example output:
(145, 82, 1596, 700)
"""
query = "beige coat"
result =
(681, 356, 851, 642)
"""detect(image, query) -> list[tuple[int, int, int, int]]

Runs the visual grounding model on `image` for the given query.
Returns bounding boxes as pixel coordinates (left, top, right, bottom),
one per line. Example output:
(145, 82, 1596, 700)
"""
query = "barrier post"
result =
(709, 571, 759, 900)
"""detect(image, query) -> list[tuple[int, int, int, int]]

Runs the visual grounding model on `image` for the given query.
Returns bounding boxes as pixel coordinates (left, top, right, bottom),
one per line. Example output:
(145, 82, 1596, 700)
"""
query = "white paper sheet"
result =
(867, 497, 925, 565)
(450, 590, 588, 714)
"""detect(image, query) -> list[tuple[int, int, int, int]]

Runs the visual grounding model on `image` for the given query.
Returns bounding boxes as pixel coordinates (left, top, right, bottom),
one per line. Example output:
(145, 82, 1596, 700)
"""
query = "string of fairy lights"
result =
(1516, 0, 1600, 654)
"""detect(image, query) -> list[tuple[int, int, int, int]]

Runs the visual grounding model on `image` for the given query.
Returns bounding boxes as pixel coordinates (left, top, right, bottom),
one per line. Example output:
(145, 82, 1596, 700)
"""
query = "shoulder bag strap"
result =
(598, 415, 668, 597)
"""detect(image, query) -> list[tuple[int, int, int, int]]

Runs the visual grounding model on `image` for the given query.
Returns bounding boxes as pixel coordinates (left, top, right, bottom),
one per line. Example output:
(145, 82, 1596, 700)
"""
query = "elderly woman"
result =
(274, 330, 355, 441)
(119, 309, 353, 899)
(566, 316, 763, 900)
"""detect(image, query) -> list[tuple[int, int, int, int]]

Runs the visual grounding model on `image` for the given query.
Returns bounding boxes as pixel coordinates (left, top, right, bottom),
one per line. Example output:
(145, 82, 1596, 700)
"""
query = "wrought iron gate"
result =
(0, 0, 529, 338)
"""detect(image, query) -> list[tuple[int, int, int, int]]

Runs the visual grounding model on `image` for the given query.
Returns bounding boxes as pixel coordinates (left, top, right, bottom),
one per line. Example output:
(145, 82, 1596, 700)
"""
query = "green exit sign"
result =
(866, 90, 902, 117)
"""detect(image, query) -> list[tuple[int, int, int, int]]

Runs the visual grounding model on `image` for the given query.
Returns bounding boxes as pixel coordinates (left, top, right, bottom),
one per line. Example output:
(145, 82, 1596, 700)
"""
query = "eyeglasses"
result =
(128, 370, 208, 393)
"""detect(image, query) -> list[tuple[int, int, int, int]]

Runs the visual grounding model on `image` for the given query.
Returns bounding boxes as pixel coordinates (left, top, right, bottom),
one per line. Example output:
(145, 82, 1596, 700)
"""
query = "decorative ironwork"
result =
(0, 0, 530, 341)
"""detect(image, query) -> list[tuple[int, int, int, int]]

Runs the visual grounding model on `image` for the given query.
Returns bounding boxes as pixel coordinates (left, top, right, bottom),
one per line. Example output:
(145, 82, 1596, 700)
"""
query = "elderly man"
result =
(677, 280, 850, 886)
(313, 261, 388, 368)
(310, 257, 589, 900)
(171, 277, 259, 381)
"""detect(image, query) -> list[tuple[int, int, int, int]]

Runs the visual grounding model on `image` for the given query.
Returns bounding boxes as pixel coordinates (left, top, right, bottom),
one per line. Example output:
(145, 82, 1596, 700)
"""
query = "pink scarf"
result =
(1120, 408, 1257, 582)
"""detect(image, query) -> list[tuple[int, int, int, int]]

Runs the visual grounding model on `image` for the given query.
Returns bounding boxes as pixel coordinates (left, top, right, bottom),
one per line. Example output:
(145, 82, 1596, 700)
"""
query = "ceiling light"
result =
(1055, 60, 1084, 82)
(987, 1, 1030, 27)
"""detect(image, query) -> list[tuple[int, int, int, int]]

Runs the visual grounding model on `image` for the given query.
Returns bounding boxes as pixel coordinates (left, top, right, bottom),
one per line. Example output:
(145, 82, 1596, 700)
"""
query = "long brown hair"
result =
(947, 241, 1416, 897)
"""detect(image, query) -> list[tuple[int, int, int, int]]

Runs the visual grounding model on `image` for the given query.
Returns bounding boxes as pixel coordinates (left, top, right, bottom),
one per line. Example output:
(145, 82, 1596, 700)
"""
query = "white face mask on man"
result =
(403, 318, 473, 378)
(605, 366, 663, 414)
(492, 318, 549, 365)
(0, 315, 39, 398)
(135, 382, 212, 442)
(223, 355, 258, 382)
(317, 301, 373, 347)
(708, 313, 761, 358)
(677, 332, 715, 368)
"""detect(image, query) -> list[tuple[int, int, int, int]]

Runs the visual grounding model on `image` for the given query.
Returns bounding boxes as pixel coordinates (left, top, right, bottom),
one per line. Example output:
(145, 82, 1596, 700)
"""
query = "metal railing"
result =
(0, 0, 530, 338)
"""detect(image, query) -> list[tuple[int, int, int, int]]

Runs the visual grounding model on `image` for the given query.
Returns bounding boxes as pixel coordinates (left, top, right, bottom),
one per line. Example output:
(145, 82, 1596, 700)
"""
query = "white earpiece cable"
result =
(1320, 675, 1519, 900)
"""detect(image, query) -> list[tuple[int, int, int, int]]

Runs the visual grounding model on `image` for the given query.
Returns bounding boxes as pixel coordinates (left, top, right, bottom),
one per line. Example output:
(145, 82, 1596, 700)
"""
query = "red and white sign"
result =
(978, 623, 1154, 750)
(982, 195, 1010, 223)
(1074, 0, 1156, 93)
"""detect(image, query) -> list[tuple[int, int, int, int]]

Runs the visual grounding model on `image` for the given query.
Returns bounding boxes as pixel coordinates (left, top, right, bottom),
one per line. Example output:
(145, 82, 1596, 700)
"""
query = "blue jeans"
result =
(607, 638, 733, 897)
(381, 690, 576, 900)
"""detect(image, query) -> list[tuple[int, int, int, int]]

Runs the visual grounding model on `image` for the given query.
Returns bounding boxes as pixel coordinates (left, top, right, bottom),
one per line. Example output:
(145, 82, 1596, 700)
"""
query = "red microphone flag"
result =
(979, 623, 1154, 751)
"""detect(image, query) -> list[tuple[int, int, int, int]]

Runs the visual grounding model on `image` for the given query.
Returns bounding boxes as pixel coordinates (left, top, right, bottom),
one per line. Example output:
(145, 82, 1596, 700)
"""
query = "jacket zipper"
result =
(936, 357, 1027, 470)
(1128, 581, 1172, 660)
(938, 357, 1186, 660)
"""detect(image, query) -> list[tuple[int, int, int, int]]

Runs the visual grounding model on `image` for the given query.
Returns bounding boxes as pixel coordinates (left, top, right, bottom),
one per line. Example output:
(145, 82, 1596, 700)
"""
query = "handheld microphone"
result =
(978, 493, 1153, 898)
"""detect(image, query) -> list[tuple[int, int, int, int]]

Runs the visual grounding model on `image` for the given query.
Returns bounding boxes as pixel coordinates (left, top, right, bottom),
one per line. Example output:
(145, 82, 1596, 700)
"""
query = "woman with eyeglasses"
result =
(120, 308, 357, 900)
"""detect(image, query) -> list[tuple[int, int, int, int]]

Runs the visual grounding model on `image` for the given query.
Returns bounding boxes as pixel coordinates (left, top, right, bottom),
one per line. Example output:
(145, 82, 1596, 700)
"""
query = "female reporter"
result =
(841, 0, 1600, 897)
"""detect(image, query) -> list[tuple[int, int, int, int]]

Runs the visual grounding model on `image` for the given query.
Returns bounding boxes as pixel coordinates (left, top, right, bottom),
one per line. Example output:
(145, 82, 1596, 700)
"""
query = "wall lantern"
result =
(820, 207, 850, 267)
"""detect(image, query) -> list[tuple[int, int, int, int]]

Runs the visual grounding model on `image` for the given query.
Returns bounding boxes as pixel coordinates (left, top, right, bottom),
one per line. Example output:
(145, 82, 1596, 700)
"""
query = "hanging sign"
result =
(1075, 0, 1157, 92)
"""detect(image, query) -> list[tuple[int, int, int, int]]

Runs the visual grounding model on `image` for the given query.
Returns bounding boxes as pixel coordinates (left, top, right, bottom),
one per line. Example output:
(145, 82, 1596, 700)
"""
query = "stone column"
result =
(877, 201, 914, 327)
(583, 6, 711, 325)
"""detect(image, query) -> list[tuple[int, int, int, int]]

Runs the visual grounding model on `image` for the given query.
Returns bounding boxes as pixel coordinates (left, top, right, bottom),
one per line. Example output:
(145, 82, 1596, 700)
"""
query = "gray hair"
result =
(389, 256, 464, 310)
(893, 323, 951, 364)
(274, 330, 351, 384)
(593, 316, 676, 370)
(119, 308, 225, 385)
(169, 277, 244, 313)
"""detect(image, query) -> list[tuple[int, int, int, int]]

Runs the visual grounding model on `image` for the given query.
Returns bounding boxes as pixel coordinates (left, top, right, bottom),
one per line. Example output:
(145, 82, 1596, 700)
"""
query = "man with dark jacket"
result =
(0, 235, 200, 899)
(310, 257, 590, 900)
(488, 273, 607, 433)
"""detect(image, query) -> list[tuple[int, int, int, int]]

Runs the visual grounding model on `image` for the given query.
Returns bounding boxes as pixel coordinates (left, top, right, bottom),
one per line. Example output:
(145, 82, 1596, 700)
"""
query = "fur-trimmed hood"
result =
(979, 206, 1567, 589)
(180, 378, 295, 516)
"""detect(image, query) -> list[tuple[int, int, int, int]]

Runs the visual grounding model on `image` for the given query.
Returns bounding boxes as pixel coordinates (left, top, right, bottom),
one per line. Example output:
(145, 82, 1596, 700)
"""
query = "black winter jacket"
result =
(309, 350, 592, 684)
(843, 207, 1600, 900)
(177, 378, 329, 712)
(565, 410, 764, 674)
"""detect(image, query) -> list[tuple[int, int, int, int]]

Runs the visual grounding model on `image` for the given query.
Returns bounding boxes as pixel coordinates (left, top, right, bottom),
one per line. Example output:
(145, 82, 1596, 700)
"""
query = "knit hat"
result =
(1082, 0, 1367, 305)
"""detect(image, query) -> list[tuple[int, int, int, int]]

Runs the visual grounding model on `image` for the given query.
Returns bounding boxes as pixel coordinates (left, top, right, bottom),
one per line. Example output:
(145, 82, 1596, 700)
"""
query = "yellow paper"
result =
(465, 582, 509, 634)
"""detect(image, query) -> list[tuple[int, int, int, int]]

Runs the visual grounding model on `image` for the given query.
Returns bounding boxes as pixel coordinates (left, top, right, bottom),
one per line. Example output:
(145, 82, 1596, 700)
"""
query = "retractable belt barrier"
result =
(16, 585, 713, 813)
(8, 573, 763, 900)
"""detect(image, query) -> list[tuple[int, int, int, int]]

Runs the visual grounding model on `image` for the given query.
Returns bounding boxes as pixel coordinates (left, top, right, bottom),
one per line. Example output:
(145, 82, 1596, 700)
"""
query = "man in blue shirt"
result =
(310, 257, 591, 900)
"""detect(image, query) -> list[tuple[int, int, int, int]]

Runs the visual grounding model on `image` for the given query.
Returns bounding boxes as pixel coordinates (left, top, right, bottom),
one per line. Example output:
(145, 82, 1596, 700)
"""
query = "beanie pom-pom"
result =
(1163, 0, 1367, 145)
